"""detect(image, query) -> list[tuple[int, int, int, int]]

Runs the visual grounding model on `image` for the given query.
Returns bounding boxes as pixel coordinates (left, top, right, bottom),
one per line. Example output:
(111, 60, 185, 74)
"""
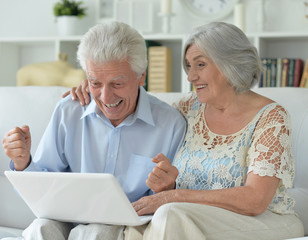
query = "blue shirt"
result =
(17, 87, 186, 202)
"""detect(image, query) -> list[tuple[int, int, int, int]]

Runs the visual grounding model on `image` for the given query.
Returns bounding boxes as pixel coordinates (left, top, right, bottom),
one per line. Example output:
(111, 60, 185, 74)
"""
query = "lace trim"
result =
(173, 92, 295, 214)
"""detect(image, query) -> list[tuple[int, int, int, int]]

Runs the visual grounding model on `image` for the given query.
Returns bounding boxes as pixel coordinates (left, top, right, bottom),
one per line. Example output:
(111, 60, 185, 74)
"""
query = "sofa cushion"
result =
(0, 226, 23, 238)
(0, 86, 70, 230)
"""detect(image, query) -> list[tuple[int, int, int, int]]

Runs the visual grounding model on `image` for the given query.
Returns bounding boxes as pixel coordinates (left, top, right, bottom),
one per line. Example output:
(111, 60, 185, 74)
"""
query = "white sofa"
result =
(0, 86, 307, 238)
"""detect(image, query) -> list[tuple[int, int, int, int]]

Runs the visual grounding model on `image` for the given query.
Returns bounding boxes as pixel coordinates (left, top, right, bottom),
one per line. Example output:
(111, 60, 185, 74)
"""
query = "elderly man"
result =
(2, 22, 186, 240)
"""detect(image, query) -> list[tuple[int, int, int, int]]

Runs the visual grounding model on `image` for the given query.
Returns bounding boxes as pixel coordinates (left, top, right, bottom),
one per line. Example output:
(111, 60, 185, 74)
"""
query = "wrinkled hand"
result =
(146, 153, 178, 193)
(62, 79, 90, 106)
(2, 125, 31, 171)
(133, 190, 176, 216)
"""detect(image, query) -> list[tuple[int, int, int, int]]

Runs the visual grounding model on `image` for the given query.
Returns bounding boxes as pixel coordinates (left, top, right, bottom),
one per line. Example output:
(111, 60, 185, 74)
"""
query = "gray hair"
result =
(183, 22, 262, 93)
(77, 22, 147, 77)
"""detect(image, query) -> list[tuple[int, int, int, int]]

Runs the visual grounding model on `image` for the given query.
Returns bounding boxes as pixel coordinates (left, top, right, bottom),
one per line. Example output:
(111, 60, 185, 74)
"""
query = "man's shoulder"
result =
(56, 95, 86, 115)
(147, 93, 184, 120)
(58, 95, 82, 107)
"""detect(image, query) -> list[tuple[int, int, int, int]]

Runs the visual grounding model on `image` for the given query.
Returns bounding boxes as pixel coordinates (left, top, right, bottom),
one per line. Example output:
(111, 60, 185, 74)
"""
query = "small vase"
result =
(56, 16, 82, 36)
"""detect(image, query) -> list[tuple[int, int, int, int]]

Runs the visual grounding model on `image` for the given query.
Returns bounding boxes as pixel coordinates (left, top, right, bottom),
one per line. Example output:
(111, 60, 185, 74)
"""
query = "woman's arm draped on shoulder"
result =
(62, 79, 90, 106)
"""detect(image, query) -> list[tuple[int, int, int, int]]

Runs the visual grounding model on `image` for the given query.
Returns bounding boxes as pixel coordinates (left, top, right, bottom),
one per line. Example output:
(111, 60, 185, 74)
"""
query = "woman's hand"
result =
(132, 190, 176, 216)
(62, 79, 90, 106)
(147, 153, 178, 193)
(132, 154, 179, 216)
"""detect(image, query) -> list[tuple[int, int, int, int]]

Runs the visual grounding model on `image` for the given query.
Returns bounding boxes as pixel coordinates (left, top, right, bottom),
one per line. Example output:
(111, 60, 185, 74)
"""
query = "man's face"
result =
(86, 60, 145, 127)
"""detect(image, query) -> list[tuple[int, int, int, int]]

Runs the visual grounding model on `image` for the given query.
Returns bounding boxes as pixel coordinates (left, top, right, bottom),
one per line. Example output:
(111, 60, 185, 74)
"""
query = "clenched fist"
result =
(146, 153, 179, 193)
(2, 125, 32, 171)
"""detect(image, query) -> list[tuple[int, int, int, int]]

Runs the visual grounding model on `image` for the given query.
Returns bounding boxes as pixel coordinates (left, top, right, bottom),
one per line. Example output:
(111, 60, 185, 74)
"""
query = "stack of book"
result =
(147, 46, 172, 92)
(144, 40, 162, 91)
(260, 58, 308, 88)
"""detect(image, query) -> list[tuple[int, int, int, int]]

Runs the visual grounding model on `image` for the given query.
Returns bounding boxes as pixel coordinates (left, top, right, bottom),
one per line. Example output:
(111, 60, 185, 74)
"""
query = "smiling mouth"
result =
(195, 84, 208, 89)
(105, 100, 123, 108)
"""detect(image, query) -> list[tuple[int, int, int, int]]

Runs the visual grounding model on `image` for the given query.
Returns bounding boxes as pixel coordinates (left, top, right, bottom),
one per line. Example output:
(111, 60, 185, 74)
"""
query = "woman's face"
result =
(185, 44, 233, 104)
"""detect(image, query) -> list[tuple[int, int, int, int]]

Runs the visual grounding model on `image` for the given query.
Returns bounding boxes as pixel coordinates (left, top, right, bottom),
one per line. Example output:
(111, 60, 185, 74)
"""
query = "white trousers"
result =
(5, 203, 305, 240)
(20, 219, 124, 240)
(126, 203, 305, 240)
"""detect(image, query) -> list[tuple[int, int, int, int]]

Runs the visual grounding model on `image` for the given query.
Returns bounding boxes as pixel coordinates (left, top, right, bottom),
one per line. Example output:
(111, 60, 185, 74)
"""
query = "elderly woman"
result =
(68, 22, 304, 239)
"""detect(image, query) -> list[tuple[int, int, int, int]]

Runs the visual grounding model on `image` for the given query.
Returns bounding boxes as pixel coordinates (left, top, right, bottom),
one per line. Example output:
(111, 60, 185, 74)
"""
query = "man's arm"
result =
(147, 112, 186, 193)
(27, 100, 71, 172)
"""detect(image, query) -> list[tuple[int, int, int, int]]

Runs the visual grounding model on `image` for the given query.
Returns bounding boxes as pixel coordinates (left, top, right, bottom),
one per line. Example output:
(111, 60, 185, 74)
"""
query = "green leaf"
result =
(53, 0, 87, 18)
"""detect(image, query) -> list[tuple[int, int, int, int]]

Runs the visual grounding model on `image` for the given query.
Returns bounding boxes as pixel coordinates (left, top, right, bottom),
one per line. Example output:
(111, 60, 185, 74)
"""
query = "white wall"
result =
(173, 0, 308, 33)
(0, 0, 307, 37)
(0, 0, 96, 37)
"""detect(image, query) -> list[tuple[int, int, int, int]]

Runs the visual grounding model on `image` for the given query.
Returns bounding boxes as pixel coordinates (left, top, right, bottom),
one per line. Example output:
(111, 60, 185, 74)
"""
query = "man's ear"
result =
(138, 71, 146, 87)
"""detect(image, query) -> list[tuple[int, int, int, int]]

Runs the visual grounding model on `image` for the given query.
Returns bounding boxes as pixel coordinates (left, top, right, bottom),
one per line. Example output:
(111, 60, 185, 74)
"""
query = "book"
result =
(148, 46, 172, 92)
(144, 40, 161, 91)
(259, 57, 305, 88)
(276, 58, 282, 87)
(265, 59, 272, 87)
(270, 58, 277, 87)
(300, 59, 308, 88)
(260, 58, 268, 87)
(281, 58, 289, 87)
(288, 59, 295, 86)
(293, 59, 304, 87)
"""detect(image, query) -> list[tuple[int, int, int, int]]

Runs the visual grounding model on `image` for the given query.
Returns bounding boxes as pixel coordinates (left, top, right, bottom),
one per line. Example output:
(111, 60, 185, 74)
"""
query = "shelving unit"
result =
(249, 32, 308, 60)
(143, 34, 185, 92)
(1, 32, 308, 92)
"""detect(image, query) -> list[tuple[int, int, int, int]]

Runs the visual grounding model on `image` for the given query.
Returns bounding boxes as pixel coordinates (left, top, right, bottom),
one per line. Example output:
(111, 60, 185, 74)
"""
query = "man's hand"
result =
(2, 125, 32, 171)
(146, 153, 178, 193)
(62, 79, 90, 106)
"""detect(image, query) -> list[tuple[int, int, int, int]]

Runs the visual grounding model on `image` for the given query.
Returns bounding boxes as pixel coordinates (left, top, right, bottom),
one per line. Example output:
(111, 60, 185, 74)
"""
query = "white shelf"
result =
(247, 32, 308, 38)
(0, 36, 83, 42)
(1, 32, 308, 91)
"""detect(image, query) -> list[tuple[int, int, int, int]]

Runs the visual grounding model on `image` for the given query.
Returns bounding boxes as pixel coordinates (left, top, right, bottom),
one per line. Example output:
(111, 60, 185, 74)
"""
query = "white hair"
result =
(77, 22, 147, 77)
(183, 22, 262, 93)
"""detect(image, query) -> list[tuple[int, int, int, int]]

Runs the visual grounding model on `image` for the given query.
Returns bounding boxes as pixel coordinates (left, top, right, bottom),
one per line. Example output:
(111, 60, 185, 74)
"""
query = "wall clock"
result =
(180, 0, 239, 20)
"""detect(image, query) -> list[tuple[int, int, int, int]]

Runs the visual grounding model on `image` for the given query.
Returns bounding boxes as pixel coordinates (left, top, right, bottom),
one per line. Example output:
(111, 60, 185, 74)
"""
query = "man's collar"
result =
(80, 97, 97, 119)
(131, 86, 155, 126)
(80, 87, 155, 127)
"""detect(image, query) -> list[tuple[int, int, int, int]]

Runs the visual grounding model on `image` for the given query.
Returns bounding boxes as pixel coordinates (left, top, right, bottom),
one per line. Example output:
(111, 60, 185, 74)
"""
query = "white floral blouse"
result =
(173, 92, 295, 215)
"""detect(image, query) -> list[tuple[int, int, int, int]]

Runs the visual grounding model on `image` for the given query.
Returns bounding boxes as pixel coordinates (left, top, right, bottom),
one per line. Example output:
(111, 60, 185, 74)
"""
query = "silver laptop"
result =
(4, 171, 152, 226)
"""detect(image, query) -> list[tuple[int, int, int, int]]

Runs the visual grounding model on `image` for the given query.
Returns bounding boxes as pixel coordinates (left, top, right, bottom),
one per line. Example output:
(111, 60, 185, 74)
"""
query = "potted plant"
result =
(53, 0, 87, 36)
